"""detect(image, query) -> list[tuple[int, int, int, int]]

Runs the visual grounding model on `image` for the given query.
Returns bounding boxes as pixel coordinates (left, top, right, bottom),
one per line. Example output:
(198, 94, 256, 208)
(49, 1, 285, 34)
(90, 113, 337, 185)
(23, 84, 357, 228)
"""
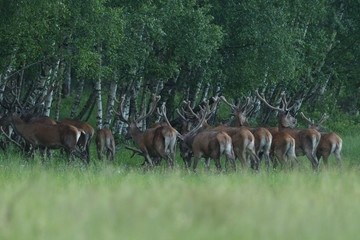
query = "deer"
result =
(300, 112, 342, 167)
(59, 118, 94, 163)
(270, 131, 299, 169)
(95, 128, 116, 162)
(255, 90, 321, 170)
(220, 96, 273, 171)
(113, 94, 178, 168)
(176, 107, 236, 173)
(181, 98, 259, 170)
(0, 112, 87, 164)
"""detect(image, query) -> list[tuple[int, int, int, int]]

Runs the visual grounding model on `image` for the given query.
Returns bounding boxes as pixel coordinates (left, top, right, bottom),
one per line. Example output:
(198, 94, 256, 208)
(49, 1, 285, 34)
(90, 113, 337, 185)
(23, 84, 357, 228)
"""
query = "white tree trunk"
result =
(70, 78, 85, 118)
(95, 79, 103, 129)
(103, 80, 117, 128)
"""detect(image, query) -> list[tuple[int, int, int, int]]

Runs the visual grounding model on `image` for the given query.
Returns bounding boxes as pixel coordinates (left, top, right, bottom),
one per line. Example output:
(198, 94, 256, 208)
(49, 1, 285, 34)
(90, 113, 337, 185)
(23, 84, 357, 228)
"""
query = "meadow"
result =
(0, 134, 359, 240)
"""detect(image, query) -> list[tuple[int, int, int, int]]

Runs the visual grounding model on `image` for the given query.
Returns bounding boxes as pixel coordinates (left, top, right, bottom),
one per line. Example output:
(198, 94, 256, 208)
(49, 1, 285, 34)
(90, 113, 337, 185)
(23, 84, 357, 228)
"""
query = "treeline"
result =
(0, 0, 359, 135)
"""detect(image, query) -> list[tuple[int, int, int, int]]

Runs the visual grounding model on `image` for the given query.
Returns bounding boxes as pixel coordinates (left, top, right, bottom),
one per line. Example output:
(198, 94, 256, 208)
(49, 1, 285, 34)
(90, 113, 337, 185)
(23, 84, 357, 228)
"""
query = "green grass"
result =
(0, 133, 359, 240)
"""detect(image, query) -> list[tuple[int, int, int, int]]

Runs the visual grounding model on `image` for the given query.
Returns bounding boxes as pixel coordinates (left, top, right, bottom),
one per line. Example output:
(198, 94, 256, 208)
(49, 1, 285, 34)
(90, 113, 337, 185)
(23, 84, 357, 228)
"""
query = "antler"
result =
(256, 90, 295, 112)
(125, 145, 144, 158)
(316, 113, 329, 127)
(280, 92, 295, 111)
(25, 85, 55, 112)
(113, 95, 130, 124)
(255, 90, 284, 112)
(220, 96, 238, 112)
(300, 112, 315, 126)
(196, 97, 220, 121)
(156, 102, 172, 127)
(221, 96, 254, 116)
(134, 94, 161, 123)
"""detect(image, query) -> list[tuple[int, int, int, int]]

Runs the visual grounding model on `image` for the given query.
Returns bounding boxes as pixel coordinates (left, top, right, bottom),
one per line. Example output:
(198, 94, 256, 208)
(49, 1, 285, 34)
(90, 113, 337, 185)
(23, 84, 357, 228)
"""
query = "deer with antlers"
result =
(176, 107, 236, 173)
(180, 97, 258, 170)
(113, 94, 178, 168)
(300, 112, 342, 167)
(0, 86, 88, 163)
(0, 112, 87, 163)
(256, 90, 321, 170)
(220, 96, 273, 170)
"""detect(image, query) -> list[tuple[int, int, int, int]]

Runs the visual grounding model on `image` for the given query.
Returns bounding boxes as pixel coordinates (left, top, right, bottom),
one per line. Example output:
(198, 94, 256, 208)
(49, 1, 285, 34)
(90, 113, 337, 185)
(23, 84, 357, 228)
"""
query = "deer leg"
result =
(305, 151, 319, 170)
(322, 153, 330, 168)
(97, 148, 103, 161)
(193, 156, 201, 173)
(234, 147, 247, 169)
(225, 151, 237, 172)
(214, 158, 222, 173)
(274, 149, 285, 169)
(204, 158, 211, 171)
(249, 150, 260, 171)
(39, 148, 46, 165)
(263, 151, 271, 172)
(334, 152, 341, 168)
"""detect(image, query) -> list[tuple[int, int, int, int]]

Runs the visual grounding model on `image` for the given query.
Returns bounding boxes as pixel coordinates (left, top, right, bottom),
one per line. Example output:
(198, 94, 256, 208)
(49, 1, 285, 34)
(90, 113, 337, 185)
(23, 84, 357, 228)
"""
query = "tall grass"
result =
(0, 133, 359, 240)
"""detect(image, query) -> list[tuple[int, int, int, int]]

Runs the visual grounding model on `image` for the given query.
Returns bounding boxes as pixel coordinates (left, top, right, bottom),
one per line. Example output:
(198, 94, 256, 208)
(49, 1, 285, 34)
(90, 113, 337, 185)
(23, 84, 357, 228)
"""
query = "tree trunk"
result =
(138, 79, 148, 129)
(70, 77, 85, 118)
(54, 60, 65, 121)
(95, 79, 103, 129)
(75, 89, 95, 120)
(62, 61, 71, 98)
(54, 80, 63, 121)
(103, 80, 118, 129)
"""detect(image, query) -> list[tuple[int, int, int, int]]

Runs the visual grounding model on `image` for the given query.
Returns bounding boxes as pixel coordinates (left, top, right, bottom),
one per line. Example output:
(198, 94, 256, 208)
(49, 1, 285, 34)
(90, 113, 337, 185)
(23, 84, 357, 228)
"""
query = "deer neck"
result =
(128, 124, 144, 147)
(202, 121, 212, 130)
(10, 114, 28, 138)
(234, 113, 250, 127)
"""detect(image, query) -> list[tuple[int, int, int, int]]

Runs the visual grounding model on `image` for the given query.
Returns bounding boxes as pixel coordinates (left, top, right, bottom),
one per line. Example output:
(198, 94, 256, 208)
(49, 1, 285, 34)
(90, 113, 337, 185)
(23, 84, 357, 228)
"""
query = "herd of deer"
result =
(0, 90, 342, 172)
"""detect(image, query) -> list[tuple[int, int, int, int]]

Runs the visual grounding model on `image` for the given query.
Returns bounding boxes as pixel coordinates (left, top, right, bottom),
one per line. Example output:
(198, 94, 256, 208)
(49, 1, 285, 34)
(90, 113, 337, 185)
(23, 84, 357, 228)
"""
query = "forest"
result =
(2, 2, 360, 240)
(1, 0, 359, 137)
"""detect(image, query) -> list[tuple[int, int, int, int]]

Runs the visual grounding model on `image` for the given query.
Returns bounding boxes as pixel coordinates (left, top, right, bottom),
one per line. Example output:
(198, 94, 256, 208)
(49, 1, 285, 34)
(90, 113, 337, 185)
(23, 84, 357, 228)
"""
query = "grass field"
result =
(0, 134, 359, 240)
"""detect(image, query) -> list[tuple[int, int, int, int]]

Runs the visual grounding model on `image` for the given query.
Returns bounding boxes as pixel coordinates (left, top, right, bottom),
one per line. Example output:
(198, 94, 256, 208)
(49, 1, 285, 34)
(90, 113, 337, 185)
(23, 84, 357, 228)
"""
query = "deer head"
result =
(220, 96, 254, 127)
(255, 90, 298, 128)
(300, 112, 328, 131)
(114, 94, 161, 139)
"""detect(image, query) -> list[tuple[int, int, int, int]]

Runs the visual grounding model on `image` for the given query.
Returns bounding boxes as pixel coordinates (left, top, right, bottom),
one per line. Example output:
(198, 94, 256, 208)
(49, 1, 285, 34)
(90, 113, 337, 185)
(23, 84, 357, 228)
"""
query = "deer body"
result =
(128, 123, 177, 167)
(220, 96, 272, 170)
(300, 112, 342, 167)
(95, 128, 116, 161)
(114, 94, 177, 168)
(191, 129, 235, 172)
(316, 132, 342, 166)
(211, 125, 259, 169)
(60, 118, 94, 163)
(0, 113, 86, 163)
(256, 91, 321, 170)
(270, 131, 298, 169)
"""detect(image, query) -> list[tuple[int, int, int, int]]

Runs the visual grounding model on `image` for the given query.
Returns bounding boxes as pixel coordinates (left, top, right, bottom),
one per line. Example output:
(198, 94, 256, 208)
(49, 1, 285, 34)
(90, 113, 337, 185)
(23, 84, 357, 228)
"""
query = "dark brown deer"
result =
(177, 108, 236, 173)
(95, 128, 116, 162)
(0, 112, 87, 163)
(60, 118, 94, 163)
(220, 96, 273, 170)
(300, 112, 342, 167)
(113, 94, 177, 168)
(256, 90, 321, 170)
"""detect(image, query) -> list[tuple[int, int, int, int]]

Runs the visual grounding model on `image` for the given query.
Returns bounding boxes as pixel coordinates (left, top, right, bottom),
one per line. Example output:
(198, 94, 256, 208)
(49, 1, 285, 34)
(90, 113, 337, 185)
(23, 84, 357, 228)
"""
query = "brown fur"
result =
(0, 113, 86, 163)
(95, 128, 116, 161)
(60, 118, 94, 163)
